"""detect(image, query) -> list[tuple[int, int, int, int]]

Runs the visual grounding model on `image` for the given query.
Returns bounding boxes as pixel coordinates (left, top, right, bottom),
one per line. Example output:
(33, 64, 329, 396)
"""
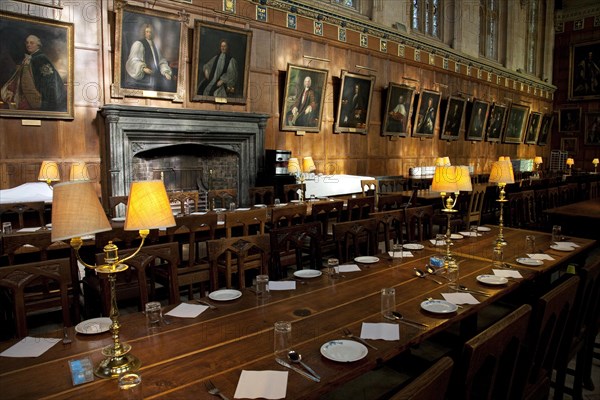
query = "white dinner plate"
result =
(320, 339, 368, 362)
(476, 274, 509, 285)
(75, 317, 112, 335)
(420, 299, 458, 314)
(477, 226, 491, 232)
(450, 234, 464, 240)
(111, 217, 125, 222)
(214, 208, 227, 212)
(403, 243, 425, 250)
(516, 257, 544, 266)
(254, 204, 267, 208)
(208, 289, 242, 301)
(290, 200, 301, 203)
(354, 256, 379, 264)
(293, 270, 322, 279)
(550, 244, 575, 252)
(235, 208, 251, 211)
(458, 231, 478, 237)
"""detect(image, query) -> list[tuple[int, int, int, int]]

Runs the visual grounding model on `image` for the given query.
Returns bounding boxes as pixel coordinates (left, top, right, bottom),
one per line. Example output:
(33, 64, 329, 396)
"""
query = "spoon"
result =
(384, 311, 429, 328)
(457, 285, 491, 297)
(426, 265, 450, 280)
(414, 268, 443, 285)
(288, 350, 320, 380)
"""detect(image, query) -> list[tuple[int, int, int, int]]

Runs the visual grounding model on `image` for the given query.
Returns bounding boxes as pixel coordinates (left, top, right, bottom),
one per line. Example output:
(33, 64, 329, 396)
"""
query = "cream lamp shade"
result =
(566, 158, 574, 166)
(302, 157, 316, 172)
(287, 158, 300, 174)
(51, 181, 112, 241)
(124, 180, 176, 231)
(431, 165, 472, 193)
(69, 162, 90, 181)
(593, 158, 599, 165)
(435, 157, 445, 167)
(443, 156, 451, 166)
(38, 161, 60, 182)
(489, 161, 515, 184)
(534, 156, 543, 165)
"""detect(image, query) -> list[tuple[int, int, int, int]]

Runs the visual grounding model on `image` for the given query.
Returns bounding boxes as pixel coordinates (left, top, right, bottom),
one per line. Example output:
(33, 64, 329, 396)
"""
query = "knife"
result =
(275, 358, 320, 382)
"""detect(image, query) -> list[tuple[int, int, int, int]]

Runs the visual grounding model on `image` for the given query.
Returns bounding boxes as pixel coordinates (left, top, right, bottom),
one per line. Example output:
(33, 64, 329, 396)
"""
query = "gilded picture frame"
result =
(568, 40, 600, 100)
(485, 103, 508, 143)
(334, 70, 375, 134)
(524, 111, 542, 145)
(191, 20, 252, 104)
(412, 89, 441, 138)
(537, 114, 553, 146)
(561, 137, 578, 156)
(112, 2, 187, 102)
(584, 112, 600, 145)
(439, 96, 466, 141)
(502, 103, 530, 144)
(382, 83, 416, 137)
(281, 64, 328, 133)
(0, 11, 74, 119)
(465, 99, 490, 141)
(558, 107, 581, 133)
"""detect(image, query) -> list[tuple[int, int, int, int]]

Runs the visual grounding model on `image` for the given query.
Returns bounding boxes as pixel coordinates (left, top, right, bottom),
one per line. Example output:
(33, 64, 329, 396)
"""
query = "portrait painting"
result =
(334, 71, 375, 134)
(113, 4, 186, 102)
(485, 103, 508, 143)
(561, 137, 578, 156)
(524, 112, 542, 145)
(568, 40, 600, 100)
(559, 108, 581, 133)
(0, 11, 73, 119)
(503, 103, 530, 144)
(281, 64, 328, 133)
(537, 114, 553, 146)
(381, 83, 416, 137)
(466, 99, 490, 141)
(584, 112, 600, 145)
(412, 89, 441, 138)
(439, 96, 466, 141)
(191, 20, 252, 104)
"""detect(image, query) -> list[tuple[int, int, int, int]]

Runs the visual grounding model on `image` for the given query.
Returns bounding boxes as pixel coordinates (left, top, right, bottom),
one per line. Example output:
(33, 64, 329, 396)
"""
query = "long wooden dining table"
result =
(0, 226, 595, 399)
(543, 198, 600, 239)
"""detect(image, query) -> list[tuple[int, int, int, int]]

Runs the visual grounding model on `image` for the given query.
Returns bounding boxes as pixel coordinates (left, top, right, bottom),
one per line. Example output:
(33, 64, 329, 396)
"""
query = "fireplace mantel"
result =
(99, 105, 269, 207)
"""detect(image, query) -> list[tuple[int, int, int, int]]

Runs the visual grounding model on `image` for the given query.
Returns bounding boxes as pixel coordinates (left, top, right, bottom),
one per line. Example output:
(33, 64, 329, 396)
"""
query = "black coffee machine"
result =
(257, 149, 296, 199)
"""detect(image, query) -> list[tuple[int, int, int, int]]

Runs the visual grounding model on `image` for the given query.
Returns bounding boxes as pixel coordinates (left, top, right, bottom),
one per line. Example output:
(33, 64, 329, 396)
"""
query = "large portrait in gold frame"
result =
(281, 64, 329, 133)
(0, 11, 74, 119)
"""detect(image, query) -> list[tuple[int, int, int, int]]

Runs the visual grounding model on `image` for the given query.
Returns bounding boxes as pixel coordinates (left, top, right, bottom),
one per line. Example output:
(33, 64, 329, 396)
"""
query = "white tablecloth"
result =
(304, 175, 374, 197)
(0, 182, 53, 204)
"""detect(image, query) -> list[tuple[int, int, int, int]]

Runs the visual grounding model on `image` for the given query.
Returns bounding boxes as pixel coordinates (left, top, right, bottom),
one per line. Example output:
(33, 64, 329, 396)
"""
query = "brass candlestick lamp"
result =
(593, 158, 599, 174)
(38, 160, 60, 188)
(51, 180, 175, 378)
(533, 156, 543, 178)
(69, 162, 90, 181)
(431, 165, 472, 288)
(488, 158, 515, 248)
(566, 158, 574, 175)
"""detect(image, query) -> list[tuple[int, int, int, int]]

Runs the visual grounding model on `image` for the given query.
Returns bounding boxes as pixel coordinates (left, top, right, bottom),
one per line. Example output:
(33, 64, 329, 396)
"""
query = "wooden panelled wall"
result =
(0, 0, 554, 190)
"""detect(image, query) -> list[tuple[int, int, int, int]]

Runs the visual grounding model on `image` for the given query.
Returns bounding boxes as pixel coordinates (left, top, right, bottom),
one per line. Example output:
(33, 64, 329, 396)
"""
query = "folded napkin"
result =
(493, 269, 523, 278)
(554, 241, 580, 248)
(0, 337, 61, 358)
(234, 370, 288, 399)
(190, 211, 207, 215)
(527, 253, 555, 261)
(429, 239, 447, 246)
(236, 208, 251, 211)
(360, 322, 400, 341)
(458, 231, 480, 237)
(336, 264, 362, 273)
(17, 227, 42, 232)
(268, 281, 296, 290)
(165, 303, 208, 318)
(441, 292, 479, 305)
(387, 251, 414, 258)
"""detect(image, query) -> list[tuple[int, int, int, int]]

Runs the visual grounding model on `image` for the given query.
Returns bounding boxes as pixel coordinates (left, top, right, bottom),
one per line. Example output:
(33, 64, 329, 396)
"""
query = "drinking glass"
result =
(446, 259, 459, 290)
(381, 288, 396, 319)
(118, 372, 142, 400)
(469, 225, 478, 238)
(274, 198, 281, 206)
(552, 225, 562, 242)
(229, 202, 236, 211)
(2, 222, 12, 235)
(525, 235, 536, 255)
(145, 301, 162, 326)
(255, 274, 270, 298)
(274, 321, 292, 359)
(392, 243, 403, 261)
(327, 258, 340, 280)
(492, 246, 504, 269)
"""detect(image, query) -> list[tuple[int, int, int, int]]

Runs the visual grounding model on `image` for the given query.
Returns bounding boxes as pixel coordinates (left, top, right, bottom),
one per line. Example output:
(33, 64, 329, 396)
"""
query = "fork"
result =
(205, 380, 229, 400)
(342, 327, 378, 350)
(195, 299, 218, 310)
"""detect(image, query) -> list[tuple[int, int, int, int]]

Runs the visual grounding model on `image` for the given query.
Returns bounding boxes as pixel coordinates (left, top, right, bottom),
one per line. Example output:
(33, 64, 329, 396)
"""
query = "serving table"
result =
(0, 227, 595, 399)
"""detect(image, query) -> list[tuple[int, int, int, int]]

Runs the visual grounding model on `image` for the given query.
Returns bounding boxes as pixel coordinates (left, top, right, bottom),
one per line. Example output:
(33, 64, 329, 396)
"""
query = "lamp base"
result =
(94, 346, 141, 378)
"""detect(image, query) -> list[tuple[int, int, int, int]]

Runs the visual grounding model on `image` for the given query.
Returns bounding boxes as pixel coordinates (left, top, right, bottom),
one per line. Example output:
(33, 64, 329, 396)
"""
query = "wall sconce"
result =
(51, 180, 175, 378)
(593, 158, 599, 174)
(69, 162, 90, 181)
(38, 160, 60, 187)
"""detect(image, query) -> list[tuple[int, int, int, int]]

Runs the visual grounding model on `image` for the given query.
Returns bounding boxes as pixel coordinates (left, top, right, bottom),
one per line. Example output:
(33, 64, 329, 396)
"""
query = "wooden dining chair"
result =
(360, 179, 379, 197)
(108, 195, 128, 218)
(208, 189, 237, 209)
(377, 193, 405, 211)
(168, 191, 200, 215)
(310, 200, 344, 258)
(404, 205, 434, 242)
(269, 221, 322, 280)
(463, 183, 487, 228)
(271, 203, 307, 228)
(207, 234, 271, 290)
(388, 356, 454, 400)
(282, 183, 305, 202)
(546, 186, 561, 209)
(0, 258, 73, 338)
(248, 186, 275, 206)
(332, 218, 378, 263)
(369, 209, 406, 252)
(346, 195, 375, 221)
(0, 202, 46, 230)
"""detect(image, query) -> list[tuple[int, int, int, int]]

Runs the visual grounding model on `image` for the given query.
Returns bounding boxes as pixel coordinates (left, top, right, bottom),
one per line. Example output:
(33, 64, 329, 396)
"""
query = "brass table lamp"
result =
(488, 159, 515, 248)
(38, 160, 60, 187)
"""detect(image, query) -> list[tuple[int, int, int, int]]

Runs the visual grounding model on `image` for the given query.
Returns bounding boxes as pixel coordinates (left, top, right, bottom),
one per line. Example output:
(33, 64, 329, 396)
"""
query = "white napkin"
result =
(236, 208, 251, 211)
(336, 264, 362, 272)
(527, 253, 555, 260)
(459, 231, 480, 237)
(429, 239, 446, 246)
(0, 337, 61, 358)
(493, 269, 523, 278)
(360, 322, 400, 341)
(268, 281, 296, 290)
(17, 227, 41, 232)
(554, 241, 580, 248)
(441, 292, 479, 305)
(165, 303, 208, 318)
(234, 370, 288, 399)
(387, 251, 414, 258)
(190, 211, 207, 215)
(217, 221, 225, 225)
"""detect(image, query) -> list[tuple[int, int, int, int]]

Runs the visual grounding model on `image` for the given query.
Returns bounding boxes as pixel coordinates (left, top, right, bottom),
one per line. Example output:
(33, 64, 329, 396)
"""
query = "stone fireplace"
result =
(99, 105, 269, 208)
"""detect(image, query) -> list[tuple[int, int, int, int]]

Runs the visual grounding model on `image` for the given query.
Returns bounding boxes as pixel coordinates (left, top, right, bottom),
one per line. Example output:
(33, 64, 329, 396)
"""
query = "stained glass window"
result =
(412, 0, 441, 39)
(479, 0, 498, 60)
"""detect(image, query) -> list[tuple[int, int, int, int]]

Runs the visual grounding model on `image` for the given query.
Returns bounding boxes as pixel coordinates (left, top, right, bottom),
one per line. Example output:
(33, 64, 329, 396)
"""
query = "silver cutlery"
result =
(457, 285, 491, 297)
(288, 350, 320, 380)
(342, 327, 378, 350)
(205, 379, 229, 400)
(195, 299, 217, 310)
(276, 358, 320, 382)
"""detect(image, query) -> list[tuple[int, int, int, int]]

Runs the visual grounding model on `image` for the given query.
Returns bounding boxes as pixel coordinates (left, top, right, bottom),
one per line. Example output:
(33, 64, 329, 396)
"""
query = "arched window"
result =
(479, 0, 499, 61)
(412, 0, 442, 39)
(526, 0, 539, 75)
